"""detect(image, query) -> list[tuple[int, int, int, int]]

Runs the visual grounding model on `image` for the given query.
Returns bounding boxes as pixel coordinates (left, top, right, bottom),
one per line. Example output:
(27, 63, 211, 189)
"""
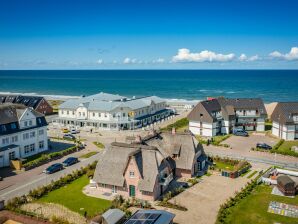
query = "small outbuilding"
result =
(277, 175, 296, 196)
(90, 209, 125, 224)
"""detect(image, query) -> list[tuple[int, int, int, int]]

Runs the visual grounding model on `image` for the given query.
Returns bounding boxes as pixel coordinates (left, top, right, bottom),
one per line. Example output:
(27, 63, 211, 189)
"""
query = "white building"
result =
(188, 97, 267, 137)
(0, 105, 48, 167)
(56, 92, 172, 130)
(271, 102, 298, 140)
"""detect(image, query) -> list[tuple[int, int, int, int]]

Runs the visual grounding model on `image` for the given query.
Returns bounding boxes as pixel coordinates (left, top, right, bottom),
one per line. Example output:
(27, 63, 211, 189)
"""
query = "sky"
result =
(0, 0, 298, 69)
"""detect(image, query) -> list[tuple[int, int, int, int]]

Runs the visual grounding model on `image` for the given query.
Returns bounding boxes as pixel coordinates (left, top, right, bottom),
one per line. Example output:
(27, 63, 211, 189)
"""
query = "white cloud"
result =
(156, 58, 165, 63)
(172, 48, 235, 63)
(269, 47, 298, 60)
(123, 57, 138, 64)
(239, 54, 248, 61)
(97, 59, 103, 64)
(238, 54, 259, 62)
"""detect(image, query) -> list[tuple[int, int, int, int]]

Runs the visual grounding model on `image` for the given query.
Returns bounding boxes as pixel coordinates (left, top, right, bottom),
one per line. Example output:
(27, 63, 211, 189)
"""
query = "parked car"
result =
(62, 157, 78, 167)
(43, 163, 63, 174)
(233, 129, 249, 137)
(256, 143, 272, 150)
(62, 128, 69, 133)
(63, 134, 76, 140)
(70, 129, 80, 134)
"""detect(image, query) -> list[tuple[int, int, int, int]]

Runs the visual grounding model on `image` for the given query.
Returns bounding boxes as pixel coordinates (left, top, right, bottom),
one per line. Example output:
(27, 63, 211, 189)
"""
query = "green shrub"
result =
(161, 118, 189, 131)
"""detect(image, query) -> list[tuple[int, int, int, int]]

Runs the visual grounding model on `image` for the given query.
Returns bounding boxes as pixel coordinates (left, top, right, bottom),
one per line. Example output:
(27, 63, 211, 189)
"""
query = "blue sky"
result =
(0, 0, 298, 69)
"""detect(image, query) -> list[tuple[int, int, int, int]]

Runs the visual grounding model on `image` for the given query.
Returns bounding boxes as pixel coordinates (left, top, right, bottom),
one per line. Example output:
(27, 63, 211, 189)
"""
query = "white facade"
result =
(56, 93, 172, 130)
(272, 121, 298, 140)
(189, 109, 266, 137)
(0, 108, 48, 167)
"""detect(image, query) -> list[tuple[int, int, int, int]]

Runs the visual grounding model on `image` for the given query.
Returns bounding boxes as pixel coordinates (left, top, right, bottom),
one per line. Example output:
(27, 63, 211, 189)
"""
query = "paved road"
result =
(205, 146, 298, 170)
(0, 151, 102, 202)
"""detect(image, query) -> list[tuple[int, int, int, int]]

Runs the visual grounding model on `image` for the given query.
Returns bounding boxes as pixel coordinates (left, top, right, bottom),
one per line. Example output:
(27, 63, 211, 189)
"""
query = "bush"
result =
(51, 216, 71, 224)
(6, 161, 98, 212)
(216, 172, 263, 224)
(23, 146, 79, 170)
(161, 118, 189, 131)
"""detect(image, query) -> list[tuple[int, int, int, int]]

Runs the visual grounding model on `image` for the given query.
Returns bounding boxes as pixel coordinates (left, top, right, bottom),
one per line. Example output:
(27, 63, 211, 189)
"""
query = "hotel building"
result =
(56, 92, 172, 130)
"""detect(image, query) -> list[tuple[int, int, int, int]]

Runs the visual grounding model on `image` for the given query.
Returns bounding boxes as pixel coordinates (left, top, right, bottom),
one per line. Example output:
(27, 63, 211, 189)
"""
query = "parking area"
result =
(222, 134, 278, 152)
(154, 174, 249, 224)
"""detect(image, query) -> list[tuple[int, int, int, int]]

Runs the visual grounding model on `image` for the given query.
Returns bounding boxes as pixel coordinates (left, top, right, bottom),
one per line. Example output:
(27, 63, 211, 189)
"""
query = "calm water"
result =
(0, 70, 297, 102)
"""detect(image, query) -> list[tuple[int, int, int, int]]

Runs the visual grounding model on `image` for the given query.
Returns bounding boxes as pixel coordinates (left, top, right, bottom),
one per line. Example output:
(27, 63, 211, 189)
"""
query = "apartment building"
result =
(0, 104, 48, 167)
(271, 102, 298, 140)
(188, 97, 267, 137)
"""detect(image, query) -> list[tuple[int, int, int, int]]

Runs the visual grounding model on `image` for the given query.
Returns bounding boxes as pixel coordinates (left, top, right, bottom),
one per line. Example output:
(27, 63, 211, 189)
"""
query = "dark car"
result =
(63, 134, 76, 140)
(233, 129, 249, 137)
(62, 157, 78, 167)
(43, 163, 63, 174)
(256, 143, 272, 150)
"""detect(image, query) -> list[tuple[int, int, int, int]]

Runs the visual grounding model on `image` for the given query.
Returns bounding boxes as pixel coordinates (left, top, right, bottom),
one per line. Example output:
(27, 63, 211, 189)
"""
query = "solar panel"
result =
(125, 212, 161, 224)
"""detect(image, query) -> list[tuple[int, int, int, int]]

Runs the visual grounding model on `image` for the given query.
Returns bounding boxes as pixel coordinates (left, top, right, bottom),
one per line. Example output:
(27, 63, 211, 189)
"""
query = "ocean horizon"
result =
(0, 69, 297, 103)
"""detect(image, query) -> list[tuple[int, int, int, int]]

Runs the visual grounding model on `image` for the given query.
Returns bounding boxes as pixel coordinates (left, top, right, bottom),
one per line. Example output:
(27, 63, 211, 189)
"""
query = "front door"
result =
(129, 185, 135, 197)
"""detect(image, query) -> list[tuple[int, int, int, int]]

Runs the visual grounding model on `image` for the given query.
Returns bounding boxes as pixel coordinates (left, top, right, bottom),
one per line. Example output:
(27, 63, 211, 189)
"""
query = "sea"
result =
(0, 70, 297, 103)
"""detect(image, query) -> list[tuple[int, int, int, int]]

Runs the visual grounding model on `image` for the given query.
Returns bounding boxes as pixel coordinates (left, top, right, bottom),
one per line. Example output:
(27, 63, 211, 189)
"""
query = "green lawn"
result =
(224, 185, 298, 224)
(38, 175, 111, 217)
(273, 140, 298, 157)
(80, 151, 98, 158)
(93, 141, 105, 149)
(214, 161, 235, 171)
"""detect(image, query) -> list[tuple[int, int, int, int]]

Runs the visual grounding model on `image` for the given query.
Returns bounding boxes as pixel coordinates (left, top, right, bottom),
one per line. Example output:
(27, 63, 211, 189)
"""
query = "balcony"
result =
(159, 173, 173, 186)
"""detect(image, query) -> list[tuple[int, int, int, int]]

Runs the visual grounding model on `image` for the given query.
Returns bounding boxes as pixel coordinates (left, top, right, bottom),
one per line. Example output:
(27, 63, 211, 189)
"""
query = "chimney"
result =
(149, 129, 157, 136)
(172, 127, 176, 135)
(135, 135, 142, 143)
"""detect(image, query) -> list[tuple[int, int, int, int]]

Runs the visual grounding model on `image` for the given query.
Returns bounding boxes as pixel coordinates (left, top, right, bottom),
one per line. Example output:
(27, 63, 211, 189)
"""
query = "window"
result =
(9, 151, 15, 160)
(39, 141, 44, 149)
(101, 184, 106, 188)
(30, 144, 35, 152)
(2, 137, 9, 145)
(38, 129, 44, 135)
(98, 113, 101, 117)
(72, 111, 75, 115)
(30, 131, 35, 138)
(79, 112, 81, 116)
(123, 113, 126, 117)
(24, 145, 30, 154)
(24, 121, 28, 127)
(112, 185, 117, 193)
(11, 136, 18, 143)
(67, 111, 69, 115)
(104, 113, 107, 118)
(93, 112, 95, 117)
(29, 120, 32, 126)
(10, 123, 17, 129)
(0, 125, 6, 132)
(23, 133, 29, 140)
(129, 171, 135, 178)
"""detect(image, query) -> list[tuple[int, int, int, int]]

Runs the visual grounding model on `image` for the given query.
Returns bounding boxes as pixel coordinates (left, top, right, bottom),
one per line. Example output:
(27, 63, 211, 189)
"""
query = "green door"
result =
(129, 185, 136, 197)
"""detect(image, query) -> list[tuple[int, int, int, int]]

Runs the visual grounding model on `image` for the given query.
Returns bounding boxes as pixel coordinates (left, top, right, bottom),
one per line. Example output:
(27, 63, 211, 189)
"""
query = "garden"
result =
(252, 139, 298, 157)
(218, 184, 298, 224)
(5, 162, 112, 223)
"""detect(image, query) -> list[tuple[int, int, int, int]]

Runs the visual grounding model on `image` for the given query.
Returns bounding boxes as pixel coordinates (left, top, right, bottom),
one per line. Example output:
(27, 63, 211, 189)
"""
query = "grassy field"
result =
(161, 117, 189, 132)
(38, 175, 111, 217)
(224, 185, 298, 224)
(273, 140, 298, 157)
(214, 161, 235, 171)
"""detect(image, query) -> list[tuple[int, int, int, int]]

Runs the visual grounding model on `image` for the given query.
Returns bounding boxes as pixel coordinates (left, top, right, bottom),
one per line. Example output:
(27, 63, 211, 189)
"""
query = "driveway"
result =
(155, 174, 249, 224)
(222, 134, 278, 152)
(204, 134, 298, 169)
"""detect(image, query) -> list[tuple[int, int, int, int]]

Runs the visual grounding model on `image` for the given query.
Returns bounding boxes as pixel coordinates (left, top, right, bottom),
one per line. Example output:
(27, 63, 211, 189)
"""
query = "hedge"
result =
(23, 146, 80, 170)
(6, 161, 97, 211)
